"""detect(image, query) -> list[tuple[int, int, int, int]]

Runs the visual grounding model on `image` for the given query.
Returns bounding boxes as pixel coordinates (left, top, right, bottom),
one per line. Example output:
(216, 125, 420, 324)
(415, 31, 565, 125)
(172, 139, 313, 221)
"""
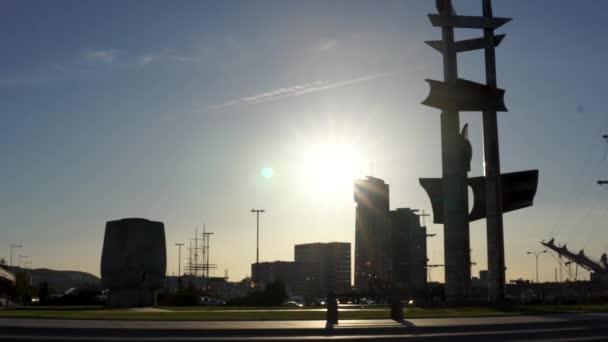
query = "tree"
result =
(14, 271, 31, 302)
(262, 280, 288, 306)
(38, 282, 49, 303)
(226, 280, 288, 306)
(0, 257, 7, 269)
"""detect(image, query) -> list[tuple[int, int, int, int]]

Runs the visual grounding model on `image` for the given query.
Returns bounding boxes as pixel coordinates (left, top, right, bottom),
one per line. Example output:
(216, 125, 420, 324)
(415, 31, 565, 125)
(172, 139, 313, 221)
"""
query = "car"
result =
(311, 298, 326, 306)
(200, 296, 225, 306)
(285, 301, 303, 307)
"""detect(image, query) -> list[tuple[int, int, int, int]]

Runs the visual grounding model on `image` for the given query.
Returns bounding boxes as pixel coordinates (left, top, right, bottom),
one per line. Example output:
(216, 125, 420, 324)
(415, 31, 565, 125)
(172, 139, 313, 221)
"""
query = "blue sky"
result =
(2, 0, 608, 283)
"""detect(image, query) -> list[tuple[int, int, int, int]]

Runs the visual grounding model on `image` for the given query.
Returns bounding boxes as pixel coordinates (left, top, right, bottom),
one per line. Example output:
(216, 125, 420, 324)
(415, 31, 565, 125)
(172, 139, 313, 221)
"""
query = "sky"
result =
(2, 0, 608, 284)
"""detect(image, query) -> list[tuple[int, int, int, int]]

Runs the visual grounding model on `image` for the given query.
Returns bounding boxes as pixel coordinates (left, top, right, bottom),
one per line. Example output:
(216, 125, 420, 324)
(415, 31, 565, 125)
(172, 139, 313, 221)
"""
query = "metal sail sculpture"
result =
(419, 0, 539, 302)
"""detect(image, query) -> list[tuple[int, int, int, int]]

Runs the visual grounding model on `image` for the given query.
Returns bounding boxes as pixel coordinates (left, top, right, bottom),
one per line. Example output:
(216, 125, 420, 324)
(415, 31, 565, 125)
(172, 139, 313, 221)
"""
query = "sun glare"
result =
(299, 142, 362, 196)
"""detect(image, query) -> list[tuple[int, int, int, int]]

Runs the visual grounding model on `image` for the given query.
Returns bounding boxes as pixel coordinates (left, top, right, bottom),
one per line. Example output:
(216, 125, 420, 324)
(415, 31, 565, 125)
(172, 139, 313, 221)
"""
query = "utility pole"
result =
(24, 261, 33, 286)
(188, 240, 192, 276)
(526, 250, 546, 283)
(559, 255, 563, 282)
(194, 226, 198, 277)
(598, 136, 608, 185)
(175, 243, 184, 277)
(10, 244, 22, 267)
(251, 209, 265, 264)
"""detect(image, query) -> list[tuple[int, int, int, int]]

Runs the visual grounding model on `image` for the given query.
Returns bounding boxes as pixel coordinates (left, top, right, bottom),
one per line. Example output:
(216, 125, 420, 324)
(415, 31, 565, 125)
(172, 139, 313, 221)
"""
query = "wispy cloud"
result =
(319, 39, 338, 51)
(204, 71, 395, 113)
(169, 54, 197, 63)
(54, 64, 70, 72)
(0, 77, 58, 87)
(136, 50, 199, 66)
(84, 49, 119, 63)
(137, 55, 154, 65)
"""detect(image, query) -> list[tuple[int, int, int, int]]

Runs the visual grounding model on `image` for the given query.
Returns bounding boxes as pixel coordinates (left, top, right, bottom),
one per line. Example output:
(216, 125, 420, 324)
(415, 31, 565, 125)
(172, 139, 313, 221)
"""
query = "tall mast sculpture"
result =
(419, 0, 539, 302)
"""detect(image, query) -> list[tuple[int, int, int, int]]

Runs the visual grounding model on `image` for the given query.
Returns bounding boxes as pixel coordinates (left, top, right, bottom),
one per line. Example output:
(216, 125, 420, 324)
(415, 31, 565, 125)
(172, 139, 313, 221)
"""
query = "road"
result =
(0, 313, 607, 341)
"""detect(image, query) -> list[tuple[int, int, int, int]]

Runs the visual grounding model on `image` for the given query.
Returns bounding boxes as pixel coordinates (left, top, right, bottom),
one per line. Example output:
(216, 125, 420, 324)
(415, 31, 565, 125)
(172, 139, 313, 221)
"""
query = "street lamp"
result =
(526, 250, 547, 283)
(251, 209, 265, 264)
(10, 244, 22, 267)
(18, 255, 28, 268)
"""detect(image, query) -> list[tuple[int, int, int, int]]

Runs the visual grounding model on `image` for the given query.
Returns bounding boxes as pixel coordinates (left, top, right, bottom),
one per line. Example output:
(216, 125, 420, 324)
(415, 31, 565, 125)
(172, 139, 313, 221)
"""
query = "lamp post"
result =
(251, 209, 265, 264)
(23, 261, 33, 285)
(175, 243, 184, 277)
(10, 244, 22, 267)
(18, 255, 28, 268)
(526, 250, 546, 283)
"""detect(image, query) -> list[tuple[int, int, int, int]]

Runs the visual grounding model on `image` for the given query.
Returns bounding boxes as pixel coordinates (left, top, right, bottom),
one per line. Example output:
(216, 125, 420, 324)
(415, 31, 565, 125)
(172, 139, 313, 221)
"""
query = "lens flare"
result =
(261, 167, 274, 179)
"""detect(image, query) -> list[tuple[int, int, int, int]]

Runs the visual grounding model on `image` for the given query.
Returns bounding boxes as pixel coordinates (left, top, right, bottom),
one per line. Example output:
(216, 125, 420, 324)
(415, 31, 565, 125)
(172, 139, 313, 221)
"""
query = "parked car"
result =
(311, 298, 326, 307)
(285, 301, 303, 307)
(200, 296, 225, 306)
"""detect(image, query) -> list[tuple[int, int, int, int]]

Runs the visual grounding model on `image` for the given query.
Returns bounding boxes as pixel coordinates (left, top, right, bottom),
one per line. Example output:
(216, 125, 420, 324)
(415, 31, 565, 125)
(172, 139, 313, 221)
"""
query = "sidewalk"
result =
(1, 314, 608, 341)
(0, 312, 607, 331)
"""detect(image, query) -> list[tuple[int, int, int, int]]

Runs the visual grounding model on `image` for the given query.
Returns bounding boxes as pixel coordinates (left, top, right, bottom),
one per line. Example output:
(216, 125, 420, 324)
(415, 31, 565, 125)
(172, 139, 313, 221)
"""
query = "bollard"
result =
(390, 288, 403, 322)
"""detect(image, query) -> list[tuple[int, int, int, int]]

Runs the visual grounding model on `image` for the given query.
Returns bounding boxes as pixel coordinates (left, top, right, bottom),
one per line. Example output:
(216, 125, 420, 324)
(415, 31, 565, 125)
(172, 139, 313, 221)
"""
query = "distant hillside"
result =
(10, 267, 101, 293)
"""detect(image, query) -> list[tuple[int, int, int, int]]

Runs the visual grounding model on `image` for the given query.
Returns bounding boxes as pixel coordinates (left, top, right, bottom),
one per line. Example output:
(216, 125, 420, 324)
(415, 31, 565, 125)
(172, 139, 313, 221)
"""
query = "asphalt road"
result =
(1, 313, 607, 341)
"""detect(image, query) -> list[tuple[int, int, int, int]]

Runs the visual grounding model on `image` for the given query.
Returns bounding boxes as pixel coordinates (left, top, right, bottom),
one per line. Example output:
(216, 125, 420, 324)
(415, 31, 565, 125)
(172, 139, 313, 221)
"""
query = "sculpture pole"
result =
(481, 0, 506, 302)
(421, 0, 537, 303)
(437, 0, 471, 301)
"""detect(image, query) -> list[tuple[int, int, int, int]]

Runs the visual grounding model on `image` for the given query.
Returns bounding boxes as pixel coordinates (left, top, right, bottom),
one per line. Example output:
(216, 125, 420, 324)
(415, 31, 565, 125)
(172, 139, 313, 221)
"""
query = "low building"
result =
(252, 261, 320, 301)
(294, 242, 351, 293)
(163, 275, 227, 293)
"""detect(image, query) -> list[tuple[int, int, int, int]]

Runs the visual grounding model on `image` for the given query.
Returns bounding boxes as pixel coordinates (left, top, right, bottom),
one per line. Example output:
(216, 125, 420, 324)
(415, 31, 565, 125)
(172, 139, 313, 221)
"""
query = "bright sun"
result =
(299, 142, 362, 196)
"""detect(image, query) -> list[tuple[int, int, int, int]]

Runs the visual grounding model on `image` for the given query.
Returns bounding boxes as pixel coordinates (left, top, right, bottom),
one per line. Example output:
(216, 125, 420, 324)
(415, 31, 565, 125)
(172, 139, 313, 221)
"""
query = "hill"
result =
(10, 267, 101, 293)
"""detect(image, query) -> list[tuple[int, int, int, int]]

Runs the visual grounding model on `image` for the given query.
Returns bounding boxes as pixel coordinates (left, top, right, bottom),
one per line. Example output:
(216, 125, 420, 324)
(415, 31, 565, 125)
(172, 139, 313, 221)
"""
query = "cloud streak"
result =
(0, 76, 58, 87)
(136, 50, 199, 66)
(84, 49, 119, 63)
(137, 55, 154, 65)
(204, 71, 394, 112)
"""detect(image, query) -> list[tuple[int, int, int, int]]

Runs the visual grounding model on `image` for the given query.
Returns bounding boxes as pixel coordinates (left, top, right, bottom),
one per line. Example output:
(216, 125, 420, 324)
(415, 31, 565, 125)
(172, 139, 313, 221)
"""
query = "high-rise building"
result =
(295, 242, 351, 293)
(354, 176, 391, 291)
(390, 208, 427, 298)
